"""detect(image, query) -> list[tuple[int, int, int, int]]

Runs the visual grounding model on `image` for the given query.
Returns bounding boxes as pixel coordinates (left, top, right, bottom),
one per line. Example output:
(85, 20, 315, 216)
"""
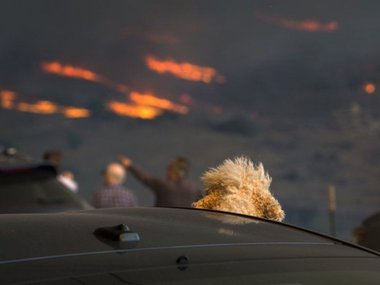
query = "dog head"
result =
(193, 157, 285, 222)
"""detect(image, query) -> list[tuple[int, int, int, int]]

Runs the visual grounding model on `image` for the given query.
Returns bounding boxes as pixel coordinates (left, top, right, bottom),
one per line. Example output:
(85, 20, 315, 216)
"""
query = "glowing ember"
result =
(256, 12, 338, 32)
(364, 83, 376, 94)
(0, 90, 16, 109)
(62, 107, 91, 118)
(129, 91, 188, 114)
(16, 101, 58, 114)
(107, 101, 163, 119)
(145, 55, 225, 84)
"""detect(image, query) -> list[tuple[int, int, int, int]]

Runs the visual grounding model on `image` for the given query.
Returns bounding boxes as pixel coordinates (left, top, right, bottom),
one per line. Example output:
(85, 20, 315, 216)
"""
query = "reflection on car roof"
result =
(0, 207, 379, 284)
(0, 207, 378, 264)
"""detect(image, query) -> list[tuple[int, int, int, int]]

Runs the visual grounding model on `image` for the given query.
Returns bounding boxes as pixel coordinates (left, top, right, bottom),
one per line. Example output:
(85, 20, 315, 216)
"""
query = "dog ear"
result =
(262, 194, 285, 222)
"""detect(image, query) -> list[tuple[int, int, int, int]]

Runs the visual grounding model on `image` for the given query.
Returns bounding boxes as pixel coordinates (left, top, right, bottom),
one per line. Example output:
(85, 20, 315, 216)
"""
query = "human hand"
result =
(119, 155, 133, 168)
(61, 170, 74, 180)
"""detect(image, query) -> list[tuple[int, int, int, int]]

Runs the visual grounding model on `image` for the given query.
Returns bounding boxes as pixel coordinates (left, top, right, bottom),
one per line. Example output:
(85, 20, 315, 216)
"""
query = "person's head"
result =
(166, 157, 190, 182)
(43, 150, 62, 167)
(103, 162, 126, 186)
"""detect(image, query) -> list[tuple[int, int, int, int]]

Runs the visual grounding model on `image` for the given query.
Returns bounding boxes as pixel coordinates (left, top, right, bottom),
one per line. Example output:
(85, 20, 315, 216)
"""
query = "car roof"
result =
(357, 211, 380, 251)
(0, 147, 57, 182)
(0, 207, 379, 284)
(0, 163, 57, 176)
(0, 207, 377, 262)
(0, 147, 32, 166)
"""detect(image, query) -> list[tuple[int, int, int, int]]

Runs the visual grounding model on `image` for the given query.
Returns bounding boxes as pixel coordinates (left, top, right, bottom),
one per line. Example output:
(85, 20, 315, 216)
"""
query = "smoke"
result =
(1, 1, 380, 120)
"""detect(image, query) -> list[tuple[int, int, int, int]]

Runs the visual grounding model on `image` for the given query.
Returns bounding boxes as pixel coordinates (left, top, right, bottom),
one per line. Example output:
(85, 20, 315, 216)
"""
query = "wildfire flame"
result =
(0, 89, 90, 118)
(41, 60, 129, 93)
(38, 58, 213, 120)
(129, 91, 188, 114)
(108, 90, 188, 119)
(107, 101, 162, 119)
(364, 82, 376, 94)
(0, 90, 16, 109)
(256, 12, 338, 32)
(62, 107, 91, 118)
(145, 55, 225, 84)
(16, 101, 58, 114)
(41, 61, 101, 82)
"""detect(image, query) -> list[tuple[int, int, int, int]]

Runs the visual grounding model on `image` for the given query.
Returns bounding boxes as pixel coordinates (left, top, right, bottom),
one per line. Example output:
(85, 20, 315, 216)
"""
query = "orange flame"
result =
(0, 89, 90, 119)
(107, 101, 162, 119)
(41, 61, 129, 94)
(41, 61, 101, 81)
(256, 12, 338, 32)
(129, 91, 188, 114)
(16, 100, 58, 114)
(0, 90, 16, 109)
(145, 55, 225, 84)
(364, 83, 376, 94)
(62, 107, 91, 118)
(36, 58, 213, 119)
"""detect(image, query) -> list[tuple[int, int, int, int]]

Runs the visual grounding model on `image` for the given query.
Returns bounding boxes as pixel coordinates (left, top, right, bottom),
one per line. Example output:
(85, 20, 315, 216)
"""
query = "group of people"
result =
(43, 150, 201, 209)
(44, 150, 285, 222)
(91, 156, 202, 208)
(92, 156, 285, 222)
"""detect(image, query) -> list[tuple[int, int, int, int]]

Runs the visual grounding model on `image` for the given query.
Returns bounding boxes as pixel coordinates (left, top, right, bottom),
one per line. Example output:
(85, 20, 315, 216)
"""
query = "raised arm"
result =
(119, 155, 168, 194)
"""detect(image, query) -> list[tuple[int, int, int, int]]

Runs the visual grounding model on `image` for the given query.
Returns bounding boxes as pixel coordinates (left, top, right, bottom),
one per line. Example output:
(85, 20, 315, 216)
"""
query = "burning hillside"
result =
(37, 59, 193, 119)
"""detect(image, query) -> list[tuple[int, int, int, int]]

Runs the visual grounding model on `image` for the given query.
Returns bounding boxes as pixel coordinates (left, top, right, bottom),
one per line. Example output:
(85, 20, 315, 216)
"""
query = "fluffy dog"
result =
(193, 157, 285, 222)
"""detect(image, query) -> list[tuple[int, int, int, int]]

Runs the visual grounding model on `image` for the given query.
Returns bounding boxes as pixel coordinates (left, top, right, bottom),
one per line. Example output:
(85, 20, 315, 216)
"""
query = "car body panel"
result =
(0, 207, 379, 284)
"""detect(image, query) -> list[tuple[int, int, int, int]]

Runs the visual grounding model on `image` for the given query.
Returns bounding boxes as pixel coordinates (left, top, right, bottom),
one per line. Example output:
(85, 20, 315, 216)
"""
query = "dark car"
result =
(0, 147, 90, 213)
(354, 212, 380, 252)
(1, 207, 379, 284)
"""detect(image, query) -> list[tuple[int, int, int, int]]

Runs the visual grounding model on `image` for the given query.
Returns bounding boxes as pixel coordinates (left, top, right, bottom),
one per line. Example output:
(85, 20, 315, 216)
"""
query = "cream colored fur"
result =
(193, 157, 285, 222)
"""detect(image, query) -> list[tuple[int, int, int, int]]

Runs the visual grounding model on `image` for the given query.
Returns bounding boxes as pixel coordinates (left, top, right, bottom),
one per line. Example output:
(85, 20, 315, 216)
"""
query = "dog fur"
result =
(193, 157, 285, 222)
